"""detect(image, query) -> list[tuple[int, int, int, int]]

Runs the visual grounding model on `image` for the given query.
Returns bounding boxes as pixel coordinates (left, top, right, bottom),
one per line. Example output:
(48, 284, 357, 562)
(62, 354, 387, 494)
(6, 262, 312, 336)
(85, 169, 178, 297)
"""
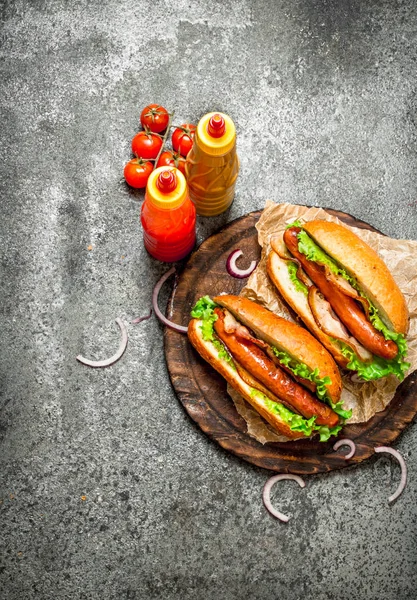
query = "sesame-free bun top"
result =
(302, 220, 409, 335)
(213, 294, 342, 403)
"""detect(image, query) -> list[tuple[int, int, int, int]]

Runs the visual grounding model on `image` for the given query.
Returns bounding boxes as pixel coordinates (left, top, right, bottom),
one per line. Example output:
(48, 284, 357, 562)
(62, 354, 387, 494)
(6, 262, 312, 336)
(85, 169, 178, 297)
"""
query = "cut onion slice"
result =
(262, 474, 305, 522)
(333, 438, 356, 459)
(152, 267, 188, 333)
(375, 446, 407, 503)
(226, 249, 257, 279)
(76, 317, 128, 368)
(131, 309, 153, 325)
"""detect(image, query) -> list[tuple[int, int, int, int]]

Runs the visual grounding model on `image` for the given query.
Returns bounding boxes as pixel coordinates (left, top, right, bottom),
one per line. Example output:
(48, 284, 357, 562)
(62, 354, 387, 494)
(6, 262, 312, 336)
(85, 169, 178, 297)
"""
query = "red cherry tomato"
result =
(131, 130, 163, 159)
(140, 104, 170, 133)
(172, 123, 196, 157)
(156, 150, 187, 176)
(124, 158, 153, 189)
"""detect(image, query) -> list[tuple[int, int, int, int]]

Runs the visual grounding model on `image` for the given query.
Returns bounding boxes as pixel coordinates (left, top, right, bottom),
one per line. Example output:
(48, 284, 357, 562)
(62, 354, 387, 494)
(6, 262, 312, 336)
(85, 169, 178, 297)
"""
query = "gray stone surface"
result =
(1, 1, 416, 599)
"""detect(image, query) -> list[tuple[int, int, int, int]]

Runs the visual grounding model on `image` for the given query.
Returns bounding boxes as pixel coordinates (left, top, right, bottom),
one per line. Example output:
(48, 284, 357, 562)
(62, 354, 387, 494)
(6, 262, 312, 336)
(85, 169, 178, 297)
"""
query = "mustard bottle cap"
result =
(146, 167, 188, 209)
(196, 112, 236, 156)
(207, 114, 226, 138)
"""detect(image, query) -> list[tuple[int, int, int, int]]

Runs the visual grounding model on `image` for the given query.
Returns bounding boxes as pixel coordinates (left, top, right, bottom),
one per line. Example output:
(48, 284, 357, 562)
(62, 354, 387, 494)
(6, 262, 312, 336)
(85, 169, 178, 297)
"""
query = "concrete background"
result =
(1, 1, 416, 599)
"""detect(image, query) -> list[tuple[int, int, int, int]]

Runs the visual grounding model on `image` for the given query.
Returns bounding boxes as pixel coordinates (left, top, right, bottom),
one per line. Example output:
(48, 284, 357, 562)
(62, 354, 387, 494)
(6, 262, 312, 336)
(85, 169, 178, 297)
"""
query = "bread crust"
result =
(188, 319, 304, 439)
(213, 294, 342, 403)
(302, 220, 409, 334)
(266, 251, 349, 367)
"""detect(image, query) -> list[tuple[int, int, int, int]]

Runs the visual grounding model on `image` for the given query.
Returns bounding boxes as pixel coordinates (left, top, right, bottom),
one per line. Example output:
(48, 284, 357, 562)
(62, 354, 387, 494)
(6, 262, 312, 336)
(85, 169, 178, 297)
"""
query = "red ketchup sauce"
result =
(141, 167, 196, 262)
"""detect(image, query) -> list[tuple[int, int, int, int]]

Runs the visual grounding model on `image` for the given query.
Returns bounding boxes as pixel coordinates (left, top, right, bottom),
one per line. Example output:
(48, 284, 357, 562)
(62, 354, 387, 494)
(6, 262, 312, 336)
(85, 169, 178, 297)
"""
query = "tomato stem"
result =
(153, 110, 175, 171)
(143, 126, 165, 139)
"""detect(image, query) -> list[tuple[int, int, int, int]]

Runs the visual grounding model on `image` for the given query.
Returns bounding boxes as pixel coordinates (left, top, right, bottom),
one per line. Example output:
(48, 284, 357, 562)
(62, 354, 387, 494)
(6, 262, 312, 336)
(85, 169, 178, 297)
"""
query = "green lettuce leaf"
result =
(190, 295, 218, 341)
(254, 390, 342, 441)
(190, 296, 348, 440)
(328, 400, 352, 420)
(271, 347, 330, 399)
(297, 229, 358, 285)
(270, 346, 352, 420)
(285, 220, 304, 229)
(212, 338, 235, 367)
(287, 261, 309, 296)
(295, 230, 410, 381)
(190, 296, 235, 367)
(336, 340, 410, 382)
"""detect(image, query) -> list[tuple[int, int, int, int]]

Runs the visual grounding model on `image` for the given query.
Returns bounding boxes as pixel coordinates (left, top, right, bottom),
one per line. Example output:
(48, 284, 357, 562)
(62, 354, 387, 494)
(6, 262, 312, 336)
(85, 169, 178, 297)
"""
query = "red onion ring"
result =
(131, 309, 153, 325)
(152, 267, 188, 333)
(333, 438, 356, 459)
(262, 474, 305, 522)
(76, 317, 128, 368)
(226, 249, 257, 279)
(375, 446, 407, 503)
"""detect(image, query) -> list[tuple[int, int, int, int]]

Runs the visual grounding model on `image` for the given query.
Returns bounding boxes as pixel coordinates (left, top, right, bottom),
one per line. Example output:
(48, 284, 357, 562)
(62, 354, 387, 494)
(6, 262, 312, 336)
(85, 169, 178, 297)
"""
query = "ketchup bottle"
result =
(185, 112, 239, 216)
(141, 167, 196, 262)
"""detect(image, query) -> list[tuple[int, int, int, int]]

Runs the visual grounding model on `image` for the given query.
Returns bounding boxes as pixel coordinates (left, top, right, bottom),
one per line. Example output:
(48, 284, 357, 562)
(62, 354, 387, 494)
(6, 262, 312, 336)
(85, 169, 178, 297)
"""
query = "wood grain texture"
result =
(164, 208, 417, 474)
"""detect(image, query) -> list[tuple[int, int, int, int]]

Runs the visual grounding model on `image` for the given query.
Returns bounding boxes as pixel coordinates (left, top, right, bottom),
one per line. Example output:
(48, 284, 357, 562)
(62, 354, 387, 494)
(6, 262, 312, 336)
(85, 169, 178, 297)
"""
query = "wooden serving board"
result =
(164, 209, 417, 474)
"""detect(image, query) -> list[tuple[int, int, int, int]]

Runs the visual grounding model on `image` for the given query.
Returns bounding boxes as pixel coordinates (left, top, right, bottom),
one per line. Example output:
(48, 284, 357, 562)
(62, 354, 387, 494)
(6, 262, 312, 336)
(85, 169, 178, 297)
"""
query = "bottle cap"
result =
(196, 112, 236, 156)
(146, 167, 188, 209)
(156, 169, 177, 193)
(207, 114, 226, 138)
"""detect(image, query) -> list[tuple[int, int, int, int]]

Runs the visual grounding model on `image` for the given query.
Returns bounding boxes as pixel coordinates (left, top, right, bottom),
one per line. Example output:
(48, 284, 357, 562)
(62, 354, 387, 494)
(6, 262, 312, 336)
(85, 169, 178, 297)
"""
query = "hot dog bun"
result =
(267, 220, 410, 381)
(188, 295, 345, 441)
(266, 250, 349, 366)
(188, 318, 304, 439)
(302, 221, 408, 334)
(213, 294, 342, 404)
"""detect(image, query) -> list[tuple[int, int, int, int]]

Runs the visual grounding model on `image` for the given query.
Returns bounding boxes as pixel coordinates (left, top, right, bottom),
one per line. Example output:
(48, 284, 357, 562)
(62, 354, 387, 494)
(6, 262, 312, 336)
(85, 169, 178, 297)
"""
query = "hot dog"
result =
(267, 220, 410, 382)
(188, 294, 350, 441)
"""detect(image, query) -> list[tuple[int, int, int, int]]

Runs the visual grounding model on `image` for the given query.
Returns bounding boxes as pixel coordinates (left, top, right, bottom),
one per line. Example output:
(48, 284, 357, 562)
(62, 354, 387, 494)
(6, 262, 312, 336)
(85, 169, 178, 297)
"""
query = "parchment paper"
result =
(229, 200, 417, 444)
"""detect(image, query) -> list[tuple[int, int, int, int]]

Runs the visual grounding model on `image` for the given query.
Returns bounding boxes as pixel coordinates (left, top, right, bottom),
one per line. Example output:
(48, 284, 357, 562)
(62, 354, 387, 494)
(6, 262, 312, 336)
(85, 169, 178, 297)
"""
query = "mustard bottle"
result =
(185, 112, 239, 216)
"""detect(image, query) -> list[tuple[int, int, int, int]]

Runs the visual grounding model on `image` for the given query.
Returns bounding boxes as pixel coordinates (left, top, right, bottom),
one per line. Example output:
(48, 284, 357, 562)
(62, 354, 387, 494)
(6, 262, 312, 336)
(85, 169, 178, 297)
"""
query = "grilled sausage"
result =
(284, 227, 398, 361)
(213, 308, 339, 427)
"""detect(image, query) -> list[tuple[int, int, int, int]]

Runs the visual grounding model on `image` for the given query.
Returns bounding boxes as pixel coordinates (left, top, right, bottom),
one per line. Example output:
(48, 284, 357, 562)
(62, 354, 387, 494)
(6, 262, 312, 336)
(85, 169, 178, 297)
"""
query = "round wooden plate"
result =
(164, 209, 417, 474)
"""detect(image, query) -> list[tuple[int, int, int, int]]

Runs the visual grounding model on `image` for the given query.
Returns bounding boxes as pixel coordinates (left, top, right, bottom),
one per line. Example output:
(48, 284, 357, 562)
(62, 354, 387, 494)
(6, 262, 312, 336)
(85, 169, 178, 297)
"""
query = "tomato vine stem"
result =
(153, 111, 175, 171)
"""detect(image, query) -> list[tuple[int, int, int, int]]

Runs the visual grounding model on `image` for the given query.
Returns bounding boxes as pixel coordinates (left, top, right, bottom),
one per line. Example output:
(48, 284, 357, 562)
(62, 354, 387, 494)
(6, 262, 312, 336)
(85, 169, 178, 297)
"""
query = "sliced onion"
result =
(226, 249, 257, 279)
(76, 317, 128, 368)
(131, 309, 153, 325)
(333, 438, 356, 459)
(152, 267, 188, 333)
(262, 474, 305, 522)
(375, 446, 407, 503)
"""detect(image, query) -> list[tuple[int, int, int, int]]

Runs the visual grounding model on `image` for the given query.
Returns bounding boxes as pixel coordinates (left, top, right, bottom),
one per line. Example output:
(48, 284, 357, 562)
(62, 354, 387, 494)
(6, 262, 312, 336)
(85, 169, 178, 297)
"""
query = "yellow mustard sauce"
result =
(185, 112, 239, 216)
